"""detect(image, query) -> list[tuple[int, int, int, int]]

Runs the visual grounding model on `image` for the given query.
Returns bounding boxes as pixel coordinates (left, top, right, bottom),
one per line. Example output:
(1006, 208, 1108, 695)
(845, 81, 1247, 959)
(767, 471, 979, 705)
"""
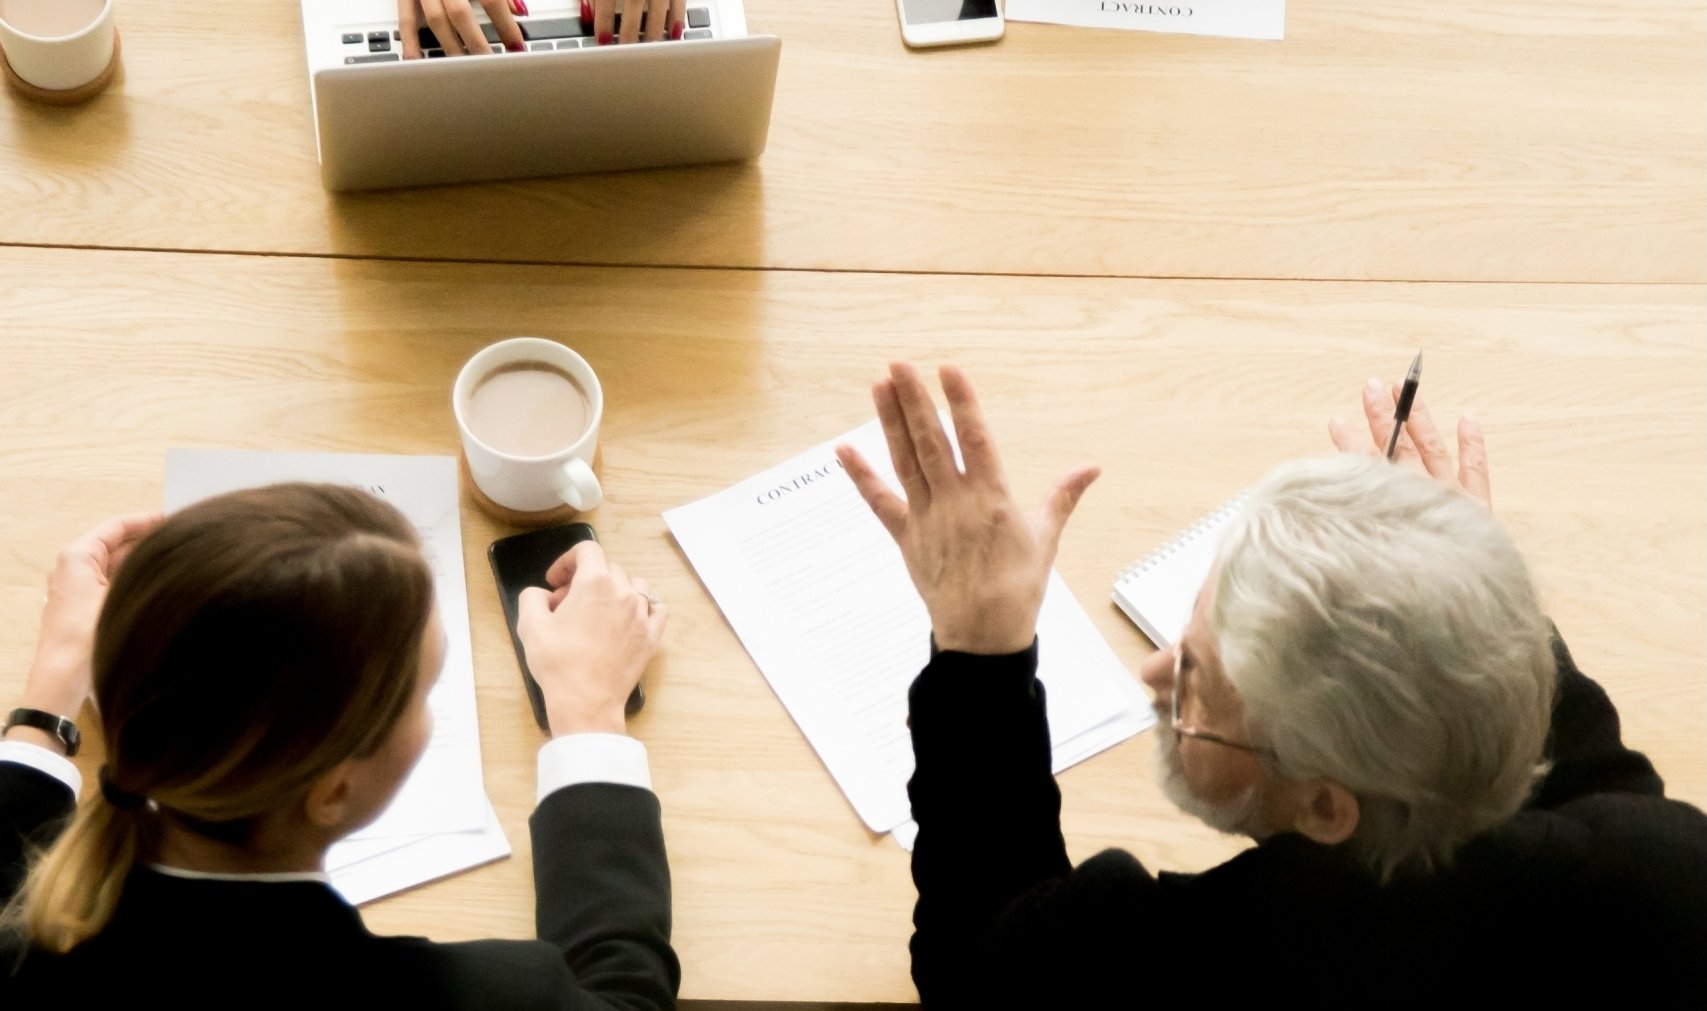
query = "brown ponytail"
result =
(11, 483, 434, 953)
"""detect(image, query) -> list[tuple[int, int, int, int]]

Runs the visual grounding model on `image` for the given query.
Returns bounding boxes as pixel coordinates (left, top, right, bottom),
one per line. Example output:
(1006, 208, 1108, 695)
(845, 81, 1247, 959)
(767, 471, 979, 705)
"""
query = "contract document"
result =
(163, 450, 509, 903)
(664, 418, 1154, 846)
(1007, 0, 1286, 41)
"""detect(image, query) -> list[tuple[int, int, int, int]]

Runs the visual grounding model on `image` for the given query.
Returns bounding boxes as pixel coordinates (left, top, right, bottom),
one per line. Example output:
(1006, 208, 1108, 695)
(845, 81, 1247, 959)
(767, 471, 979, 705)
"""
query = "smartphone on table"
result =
(896, 0, 1004, 48)
(489, 523, 644, 734)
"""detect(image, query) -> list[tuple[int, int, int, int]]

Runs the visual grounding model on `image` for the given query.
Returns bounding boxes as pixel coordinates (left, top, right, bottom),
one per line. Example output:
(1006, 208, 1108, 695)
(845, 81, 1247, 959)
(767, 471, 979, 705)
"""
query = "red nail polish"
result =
(598, 31, 613, 45)
(507, 41, 526, 52)
(513, 0, 530, 16)
(580, 1, 593, 23)
(670, 19, 684, 40)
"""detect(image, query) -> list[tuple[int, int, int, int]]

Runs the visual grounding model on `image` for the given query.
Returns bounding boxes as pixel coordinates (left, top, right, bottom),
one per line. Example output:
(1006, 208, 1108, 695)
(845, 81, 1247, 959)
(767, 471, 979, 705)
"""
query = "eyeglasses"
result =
(1171, 647, 1277, 758)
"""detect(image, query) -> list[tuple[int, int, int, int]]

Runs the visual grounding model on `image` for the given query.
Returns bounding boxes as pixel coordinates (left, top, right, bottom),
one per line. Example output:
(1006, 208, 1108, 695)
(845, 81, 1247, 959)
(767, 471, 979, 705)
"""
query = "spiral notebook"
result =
(1112, 495, 1246, 648)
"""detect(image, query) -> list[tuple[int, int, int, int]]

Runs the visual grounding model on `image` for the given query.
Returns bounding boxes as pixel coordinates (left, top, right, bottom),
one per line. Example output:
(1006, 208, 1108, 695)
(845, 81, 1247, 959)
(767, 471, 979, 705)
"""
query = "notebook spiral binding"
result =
(1114, 495, 1247, 585)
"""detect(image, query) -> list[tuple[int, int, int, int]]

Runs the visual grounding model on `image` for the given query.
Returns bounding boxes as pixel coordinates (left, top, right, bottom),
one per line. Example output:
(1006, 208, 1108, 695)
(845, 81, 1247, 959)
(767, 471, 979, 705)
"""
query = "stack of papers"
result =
(163, 450, 509, 905)
(665, 418, 1154, 849)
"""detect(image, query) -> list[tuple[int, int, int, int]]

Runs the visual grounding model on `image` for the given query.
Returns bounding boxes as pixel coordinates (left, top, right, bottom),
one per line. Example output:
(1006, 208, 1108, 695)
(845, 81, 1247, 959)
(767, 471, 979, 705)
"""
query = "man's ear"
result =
(302, 760, 358, 831)
(1291, 779, 1360, 846)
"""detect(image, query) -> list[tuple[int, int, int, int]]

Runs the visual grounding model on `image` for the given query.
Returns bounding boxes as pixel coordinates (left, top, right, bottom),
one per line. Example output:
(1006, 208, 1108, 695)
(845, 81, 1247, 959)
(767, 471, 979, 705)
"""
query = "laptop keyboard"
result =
(340, 8, 714, 64)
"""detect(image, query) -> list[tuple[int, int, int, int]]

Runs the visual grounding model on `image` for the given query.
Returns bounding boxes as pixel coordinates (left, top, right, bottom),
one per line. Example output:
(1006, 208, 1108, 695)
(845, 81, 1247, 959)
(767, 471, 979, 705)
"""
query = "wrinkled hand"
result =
(1329, 376, 1491, 510)
(517, 541, 665, 736)
(836, 363, 1100, 656)
(22, 512, 164, 720)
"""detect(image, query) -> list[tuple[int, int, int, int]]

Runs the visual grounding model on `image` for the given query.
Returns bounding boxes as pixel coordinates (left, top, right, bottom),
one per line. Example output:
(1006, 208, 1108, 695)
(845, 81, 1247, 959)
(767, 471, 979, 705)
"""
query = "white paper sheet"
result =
(1006, 0, 1286, 41)
(162, 451, 492, 846)
(664, 418, 1154, 839)
(328, 797, 512, 906)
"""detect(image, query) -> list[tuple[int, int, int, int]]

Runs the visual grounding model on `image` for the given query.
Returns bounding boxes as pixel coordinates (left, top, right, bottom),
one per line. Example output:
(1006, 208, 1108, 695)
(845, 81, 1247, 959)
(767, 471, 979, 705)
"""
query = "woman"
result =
(0, 483, 675, 1008)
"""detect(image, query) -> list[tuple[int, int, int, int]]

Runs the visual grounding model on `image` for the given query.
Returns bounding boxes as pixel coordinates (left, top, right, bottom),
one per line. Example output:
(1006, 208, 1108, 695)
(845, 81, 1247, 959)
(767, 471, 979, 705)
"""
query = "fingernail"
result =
(507, 41, 526, 52)
(513, 0, 530, 15)
(671, 19, 684, 39)
(1462, 411, 1479, 431)
(598, 31, 613, 45)
(1365, 377, 1383, 394)
(580, 1, 593, 22)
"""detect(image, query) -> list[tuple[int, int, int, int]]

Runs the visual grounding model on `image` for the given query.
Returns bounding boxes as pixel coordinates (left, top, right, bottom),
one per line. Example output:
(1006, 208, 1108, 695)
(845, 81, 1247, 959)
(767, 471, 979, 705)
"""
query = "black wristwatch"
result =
(3, 708, 81, 757)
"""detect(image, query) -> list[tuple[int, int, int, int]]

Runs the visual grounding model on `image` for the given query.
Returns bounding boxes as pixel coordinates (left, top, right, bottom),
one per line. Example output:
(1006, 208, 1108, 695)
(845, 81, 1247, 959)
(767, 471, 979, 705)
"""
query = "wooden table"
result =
(0, 2, 1700, 280)
(2, 248, 1702, 1004)
(1, 2, 1703, 1006)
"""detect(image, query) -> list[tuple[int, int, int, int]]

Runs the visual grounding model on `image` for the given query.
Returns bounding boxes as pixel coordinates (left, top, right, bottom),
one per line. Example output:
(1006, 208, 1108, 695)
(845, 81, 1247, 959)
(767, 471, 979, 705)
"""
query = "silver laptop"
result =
(301, 0, 780, 191)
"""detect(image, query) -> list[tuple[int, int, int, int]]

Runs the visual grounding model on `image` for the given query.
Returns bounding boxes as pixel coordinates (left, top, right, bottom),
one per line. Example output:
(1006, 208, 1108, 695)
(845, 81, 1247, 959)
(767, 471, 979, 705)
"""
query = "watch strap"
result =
(3, 708, 81, 757)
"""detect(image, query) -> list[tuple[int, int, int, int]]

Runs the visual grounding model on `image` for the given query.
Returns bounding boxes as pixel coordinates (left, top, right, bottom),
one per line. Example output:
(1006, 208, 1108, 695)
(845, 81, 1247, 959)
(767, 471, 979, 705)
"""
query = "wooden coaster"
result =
(2, 30, 121, 106)
(459, 446, 603, 528)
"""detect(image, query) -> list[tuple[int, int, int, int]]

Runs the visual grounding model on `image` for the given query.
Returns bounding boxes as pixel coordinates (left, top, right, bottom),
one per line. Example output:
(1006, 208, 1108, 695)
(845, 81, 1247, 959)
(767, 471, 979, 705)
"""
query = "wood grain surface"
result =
(1, 247, 1700, 1002)
(0, 1, 1700, 280)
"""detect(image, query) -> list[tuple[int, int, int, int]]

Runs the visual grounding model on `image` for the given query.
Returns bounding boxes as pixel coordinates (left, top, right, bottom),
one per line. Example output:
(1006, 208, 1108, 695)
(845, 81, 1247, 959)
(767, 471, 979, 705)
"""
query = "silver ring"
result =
(641, 591, 661, 612)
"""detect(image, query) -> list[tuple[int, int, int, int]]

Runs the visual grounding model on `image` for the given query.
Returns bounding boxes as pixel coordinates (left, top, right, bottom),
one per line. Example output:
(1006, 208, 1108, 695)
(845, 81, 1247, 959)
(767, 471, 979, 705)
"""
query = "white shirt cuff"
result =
(0, 741, 83, 797)
(536, 733, 651, 804)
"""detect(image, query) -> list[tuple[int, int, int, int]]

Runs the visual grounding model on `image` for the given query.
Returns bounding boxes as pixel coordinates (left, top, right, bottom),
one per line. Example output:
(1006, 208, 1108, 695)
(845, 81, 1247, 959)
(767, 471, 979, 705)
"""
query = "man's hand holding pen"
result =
(1329, 361, 1492, 510)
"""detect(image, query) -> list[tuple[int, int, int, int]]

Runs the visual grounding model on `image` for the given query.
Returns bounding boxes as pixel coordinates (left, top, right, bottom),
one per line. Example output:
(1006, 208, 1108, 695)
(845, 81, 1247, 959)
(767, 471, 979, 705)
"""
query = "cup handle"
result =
(554, 457, 603, 512)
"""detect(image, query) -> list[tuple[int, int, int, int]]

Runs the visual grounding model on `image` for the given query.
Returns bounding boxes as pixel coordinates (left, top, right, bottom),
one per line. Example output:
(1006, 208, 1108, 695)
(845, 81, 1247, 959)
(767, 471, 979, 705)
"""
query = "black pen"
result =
(1384, 350, 1423, 461)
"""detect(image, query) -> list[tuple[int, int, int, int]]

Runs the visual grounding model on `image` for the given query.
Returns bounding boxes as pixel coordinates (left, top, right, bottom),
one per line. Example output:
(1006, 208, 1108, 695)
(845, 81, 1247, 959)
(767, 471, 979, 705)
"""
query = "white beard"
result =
(1154, 719, 1269, 838)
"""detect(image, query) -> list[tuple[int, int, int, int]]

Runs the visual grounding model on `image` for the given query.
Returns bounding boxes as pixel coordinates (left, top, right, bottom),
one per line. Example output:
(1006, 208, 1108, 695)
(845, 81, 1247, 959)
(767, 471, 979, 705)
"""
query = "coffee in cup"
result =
(464, 363, 594, 460)
(454, 338, 605, 520)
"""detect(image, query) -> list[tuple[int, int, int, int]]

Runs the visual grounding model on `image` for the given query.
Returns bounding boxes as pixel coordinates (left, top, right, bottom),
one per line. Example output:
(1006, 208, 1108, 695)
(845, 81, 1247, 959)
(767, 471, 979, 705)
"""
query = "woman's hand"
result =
(16, 513, 163, 724)
(593, 0, 689, 45)
(516, 541, 666, 737)
(398, 0, 691, 57)
(1328, 376, 1492, 509)
(399, 0, 525, 58)
(836, 362, 1100, 656)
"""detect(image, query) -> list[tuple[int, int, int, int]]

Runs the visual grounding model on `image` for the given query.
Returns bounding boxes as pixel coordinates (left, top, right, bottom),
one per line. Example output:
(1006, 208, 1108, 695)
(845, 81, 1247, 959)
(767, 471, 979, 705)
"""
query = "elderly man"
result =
(837, 363, 1707, 1006)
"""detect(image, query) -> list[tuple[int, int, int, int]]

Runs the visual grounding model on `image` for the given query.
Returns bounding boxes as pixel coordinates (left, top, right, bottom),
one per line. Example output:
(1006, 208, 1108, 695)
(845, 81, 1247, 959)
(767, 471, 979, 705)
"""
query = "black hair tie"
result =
(98, 766, 146, 811)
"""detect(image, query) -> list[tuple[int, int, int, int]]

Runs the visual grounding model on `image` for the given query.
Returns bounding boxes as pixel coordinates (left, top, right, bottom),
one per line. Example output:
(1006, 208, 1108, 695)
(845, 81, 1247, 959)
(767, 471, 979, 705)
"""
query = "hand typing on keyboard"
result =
(398, 0, 526, 59)
(398, 0, 693, 60)
(592, 0, 690, 45)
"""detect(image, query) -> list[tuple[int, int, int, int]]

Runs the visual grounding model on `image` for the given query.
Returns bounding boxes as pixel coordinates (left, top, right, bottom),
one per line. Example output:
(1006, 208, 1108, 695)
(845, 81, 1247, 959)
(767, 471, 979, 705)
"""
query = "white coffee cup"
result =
(0, 0, 116, 93)
(454, 338, 605, 515)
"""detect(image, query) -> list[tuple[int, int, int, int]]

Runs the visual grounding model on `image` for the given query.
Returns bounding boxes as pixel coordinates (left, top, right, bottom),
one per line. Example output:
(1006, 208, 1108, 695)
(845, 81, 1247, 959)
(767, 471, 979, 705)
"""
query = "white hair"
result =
(1211, 454, 1556, 879)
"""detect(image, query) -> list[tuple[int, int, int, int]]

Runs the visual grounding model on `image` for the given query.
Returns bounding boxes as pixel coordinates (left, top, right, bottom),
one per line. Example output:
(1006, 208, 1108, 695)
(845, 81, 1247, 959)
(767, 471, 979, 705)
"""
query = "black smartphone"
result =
(488, 523, 644, 733)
